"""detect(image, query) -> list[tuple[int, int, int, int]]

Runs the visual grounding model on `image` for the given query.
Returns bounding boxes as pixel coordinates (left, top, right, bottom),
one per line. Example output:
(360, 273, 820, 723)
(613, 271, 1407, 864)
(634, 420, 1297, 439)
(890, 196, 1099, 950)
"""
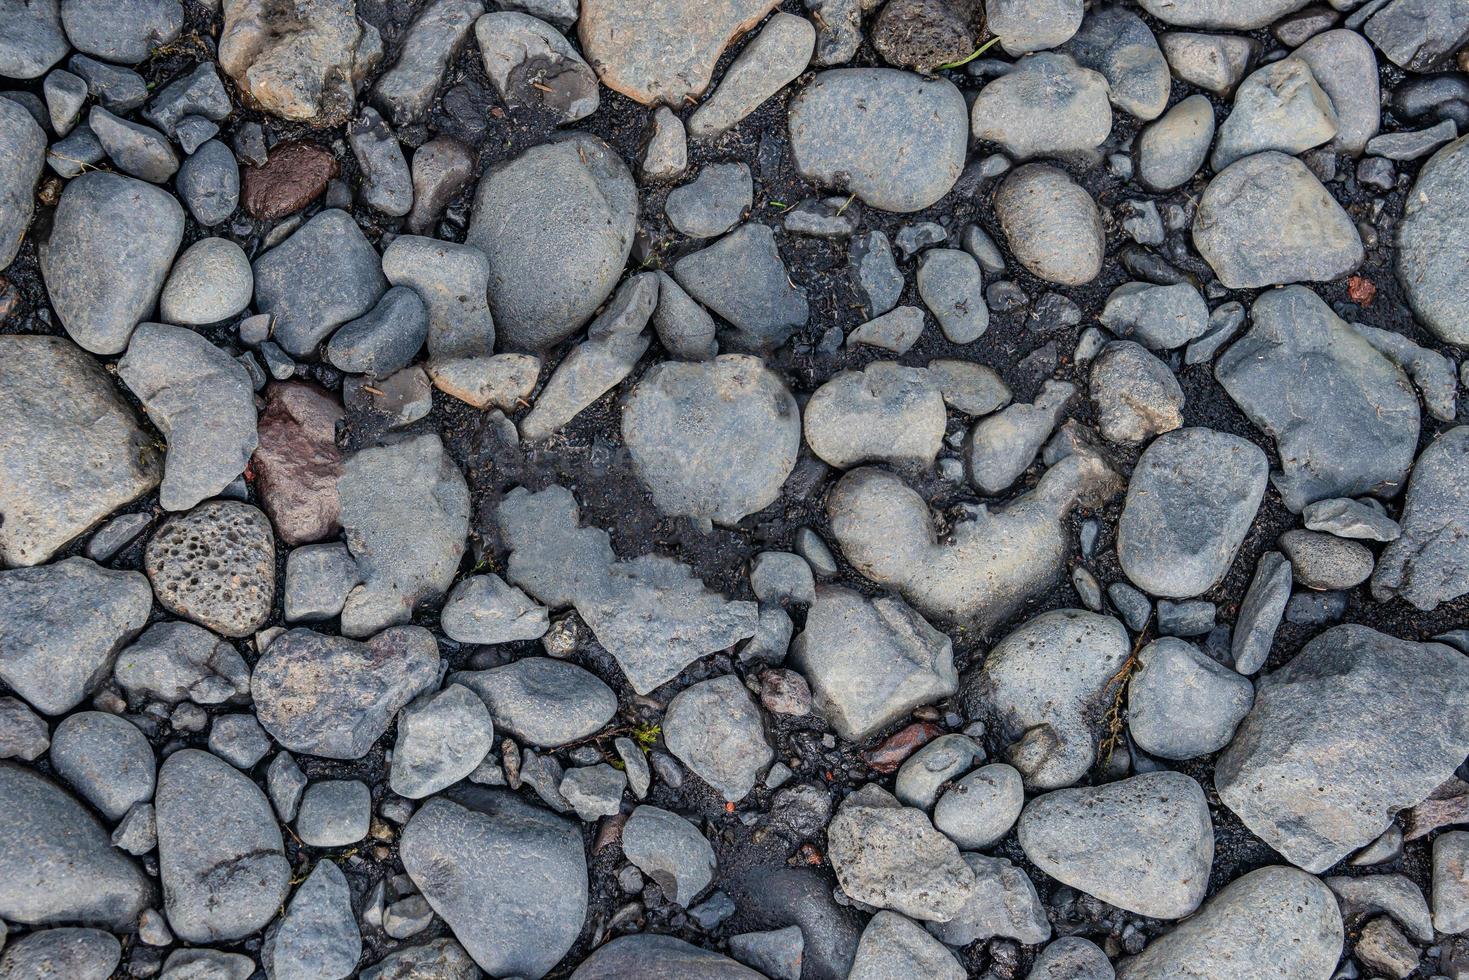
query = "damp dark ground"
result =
(2, 0, 1467, 976)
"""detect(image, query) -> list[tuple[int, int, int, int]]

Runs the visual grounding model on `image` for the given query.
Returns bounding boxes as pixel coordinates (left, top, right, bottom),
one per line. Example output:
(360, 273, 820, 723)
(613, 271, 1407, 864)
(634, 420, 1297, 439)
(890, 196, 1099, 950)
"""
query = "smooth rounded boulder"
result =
(994, 164, 1104, 286)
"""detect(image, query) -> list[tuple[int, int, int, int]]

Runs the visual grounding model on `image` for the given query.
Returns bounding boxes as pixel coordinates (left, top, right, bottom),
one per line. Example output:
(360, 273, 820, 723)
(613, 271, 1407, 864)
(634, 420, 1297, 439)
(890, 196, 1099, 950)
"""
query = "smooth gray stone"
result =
(641, 104, 688, 180)
(894, 734, 983, 809)
(0, 0, 68, 79)
(1326, 873, 1433, 942)
(475, 11, 598, 124)
(41, 171, 184, 355)
(50, 711, 154, 820)
(45, 120, 103, 178)
(1304, 497, 1401, 542)
(1210, 57, 1338, 171)
(207, 712, 271, 769)
(0, 558, 151, 715)
(1136, 94, 1213, 192)
(452, 657, 614, 748)
(391, 683, 493, 799)
(933, 763, 1025, 851)
(1279, 529, 1373, 590)
(994, 163, 1104, 286)
(1397, 135, 1469, 345)
(558, 763, 625, 821)
(1364, 0, 1469, 72)
(0, 762, 152, 929)
(848, 305, 923, 354)
(1129, 638, 1253, 760)
(1232, 551, 1292, 675)
(651, 270, 717, 360)
(176, 138, 239, 226)
(791, 585, 956, 741)
(804, 361, 945, 470)
(1295, 29, 1380, 155)
(283, 542, 361, 623)
(987, 0, 1082, 56)
(728, 925, 803, 980)
(373, 0, 483, 124)
(1372, 426, 1469, 610)
(622, 354, 801, 525)
(972, 52, 1112, 159)
(337, 434, 470, 637)
(296, 779, 370, 846)
(498, 484, 758, 694)
(1137, 0, 1311, 29)
(252, 626, 439, 759)
(254, 208, 388, 358)
(1193, 152, 1362, 289)
(1030, 937, 1115, 980)
(917, 248, 987, 343)
(926, 358, 1010, 416)
(805, 0, 863, 66)
(673, 223, 809, 350)
(467, 133, 635, 351)
(402, 789, 587, 978)
(68, 54, 147, 110)
(88, 104, 178, 181)
(663, 673, 774, 801)
(441, 573, 548, 643)
(1158, 30, 1257, 96)
(0, 928, 119, 979)
(61, 0, 181, 63)
(118, 323, 258, 512)
(381, 234, 495, 361)
(1060, 4, 1167, 120)
(750, 551, 815, 605)
(784, 194, 862, 239)
(1117, 427, 1267, 598)
(622, 805, 716, 905)
(967, 379, 1073, 493)
(1350, 322, 1458, 422)
(571, 934, 761, 980)
(788, 67, 968, 213)
(849, 229, 903, 317)
(1216, 286, 1418, 512)
(326, 285, 429, 379)
(349, 106, 413, 216)
(261, 860, 361, 980)
(159, 237, 252, 326)
(115, 620, 250, 706)
(665, 162, 752, 238)
(1184, 299, 1246, 365)
(1217, 625, 1469, 872)
(155, 748, 290, 943)
(1434, 832, 1469, 934)
(0, 96, 42, 269)
(359, 938, 481, 980)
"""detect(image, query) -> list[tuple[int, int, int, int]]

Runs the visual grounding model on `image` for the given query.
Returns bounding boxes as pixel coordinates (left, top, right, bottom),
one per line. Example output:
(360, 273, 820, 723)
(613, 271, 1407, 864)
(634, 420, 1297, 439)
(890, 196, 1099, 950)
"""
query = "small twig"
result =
(936, 35, 1002, 71)
(1096, 614, 1153, 771)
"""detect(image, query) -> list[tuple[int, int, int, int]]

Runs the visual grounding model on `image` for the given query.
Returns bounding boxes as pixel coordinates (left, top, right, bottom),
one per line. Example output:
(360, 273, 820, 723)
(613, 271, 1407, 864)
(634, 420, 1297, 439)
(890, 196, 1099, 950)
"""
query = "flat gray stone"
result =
(994, 163, 1103, 286)
(688, 11, 813, 137)
(570, 935, 761, 979)
(1304, 497, 1401, 542)
(1434, 832, 1469, 934)
(1372, 426, 1469, 611)
(622, 805, 716, 905)
(1210, 57, 1338, 171)
(155, 748, 290, 943)
(804, 362, 946, 470)
(296, 779, 370, 846)
(651, 270, 716, 359)
(475, 11, 597, 125)
(850, 230, 903, 317)
(401, 789, 587, 977)
(1279, 529, 1373, 590)
(987, 0, 1081, 55)
(917, 248, 988, 343)
(1129, 638, 1253, 760)
(1217, 625, 1469, 873)
(326, 285, 429, 379)
(51, 711, 154, 820)
(252, 626, 440, 759)
(972, 52, 1111, 160)
(665, 162, 751, 238)
(262, 860, 361, 980)
(664, 673, 774, 801)
(788, 68, 968, 213)
(1231, 551, 1292, 675)
(894, 733, 983, 809)
(927, 358, 1010, 416)
(0, 697, 47, 761)
(40, 171, 184, 355)
(452, 657, 615, 748)
(391, 683, 495, 799)
(360, 939, 481, 980)
(0, 97, 43, 269)
(1136, 94, 1213, 192)
(1117, 427, 1267, 598)
(1326, 873, 1433, 942)
(467, 134, 636, 351)
(1100, 281, 1208, 350)
(848, 305, 924, 354)
(558, 763, 625, 821)
(1364, 0, 1469, 72)
(0, 928, 119, 979)
(61, 0, 180, 63)
(672, 224, 809, 350)
(1216, 286, 1419, 512)
(1397, 135, 1469, 345)
(88, 105, 177, 182)
(283, 542, 361, 624)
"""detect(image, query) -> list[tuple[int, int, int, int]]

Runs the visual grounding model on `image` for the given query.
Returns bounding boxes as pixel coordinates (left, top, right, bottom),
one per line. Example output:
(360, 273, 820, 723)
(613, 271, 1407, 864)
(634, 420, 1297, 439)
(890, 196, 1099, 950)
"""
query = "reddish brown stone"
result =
(861, 721, 944, 774)
(242, 143, 340, 221)
(252, 381, 344, 546)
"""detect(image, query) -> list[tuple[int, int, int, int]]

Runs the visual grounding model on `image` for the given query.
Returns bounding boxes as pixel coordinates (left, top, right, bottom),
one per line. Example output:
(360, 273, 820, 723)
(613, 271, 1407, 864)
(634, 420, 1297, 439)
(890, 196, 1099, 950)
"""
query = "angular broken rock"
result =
(251, 626, 440, 759)
(663, 673, 774, 801)
(827, 452, 1121, 632)
(1216, 625, 1469, 873)
(337, 434, 470, 637)
(252, 381, 345, 547)
(962, 609, 1130, 791)
(577, 0, 781, 106)
(1216, 286, 1419, 512)
(0, 334, 160, 566)
(926, 852, 1051, 947)
(475, 11, 598, 125)
(499, 484, 758, 694)
(827, 783, 975, 922)
(402, 789, 587, 978)
(789, 585, 957, 741)
(1372, 426, 1469, 611)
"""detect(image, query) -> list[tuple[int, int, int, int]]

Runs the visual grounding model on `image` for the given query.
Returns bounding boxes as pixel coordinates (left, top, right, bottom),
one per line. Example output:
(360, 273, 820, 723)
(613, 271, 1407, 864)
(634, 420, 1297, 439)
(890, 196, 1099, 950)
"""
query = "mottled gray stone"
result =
(1279, 529, 1373, 590)
(0, 97, 42, 270)
(986, 0, 1080, 55)
(1100, 281, 1208, 350)
(296, 779, 370, 846)
(651, 270, 717, 360)
(467, 134, 635, 351)
(1326, 872, 1433, 942)
(1129, 638, 1253, 759)
(159, 238, 253, 327)
(894, 733, 983, 809)
(1031, 937, 1115, 980)
(558, 763, 625, 821)
(359, 939, 480, 980)
(283, 542, 361, 624)
(849, 910, 964, 980)
(89, 105, 178, 182)
(373, 0, 482, 124)
(267, 751, 307, 822)
(850, 229, 903, 317)
(972, 52, 1111, 159)
(0, 0, 68, 79)
(1136, 94, 1213, 192)
(1210, 57, 1338, 171)
(326, 285, 429, 379)
(208, 712, 271, 769)
(452, 657, 614, 748)
(994, 163, 1104, 286)
(0, 697, 47, 761)
(1217, 625, 1469, 873)
(927, 358, 1010, 416)
(381, 235, 494, 361)
(1061, 4, 1167, 120)
(1433, 831, 1469, 934)
(401, 789, 587, 977)
(1158, 30, 1258, 96)
(917, 248, 987, 343)
(115, 620, 250, 706)
(933, 763, 1024, 850)
(1231, 551, 1292, 675)
(1304, 497, 1401, 542)
(925, 852, 1050, 946)
(144, 501, 274, 637)
(788, 68, 968, 213)
(155, 748, 290, 943)
(672, 224, 809, 350)
(1372, 426, 1469, 610)
(177, 138, 239, 226)
(1216, 286, 1419, 512)
(664, 674, 773, 801)
(804, 361, 945, 470)
(689, 12, 813, 137)
(1364, 0, 1469, 72)
(50, 711, 154, 820)
(665, 162, 751, 238)
(262, 860, 361, 980)
(848, 305, 923, 354)
(391, 683, 494, 799)
(622, 805, 716, 905)
(1089, 340, 1184, 445)
(61, 0, 181, 63)
(0, 928, 119, 979)
(442, 574, 548, 643)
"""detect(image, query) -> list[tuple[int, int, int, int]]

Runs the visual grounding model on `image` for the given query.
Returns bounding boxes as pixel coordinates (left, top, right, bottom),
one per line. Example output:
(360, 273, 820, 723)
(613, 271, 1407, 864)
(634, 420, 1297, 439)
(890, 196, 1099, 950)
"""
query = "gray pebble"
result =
(664, 674, 773, 802)
(1231, 551, 1292, 674)
(559, 763, 625, 822)
(51, 711, 155, 820)
(917, 248, 988, 343)
(69, 54, 148, 111)
(283, 542, 361, 624)
(207, 713, 272, 769)
(666, 162, 752, 238)
(848, 305, 924, 354)
(804, 361, 946, 470)
(143, 62, 230, 136)
(1136, 95, 1214, 192)
(159, 237, 252, 326)
(1156, 599, 1215, 637)
(0, 0, 69, 80)
(622, 804, 716, 905)
(640, 105, 687, 181)
(967, 379, 1073, 493)
(452, 657, 615, 748)
(475, 11, 598, 124)
(391, 683, 494, 800)
(441, 573, 549, 644)
(1090, 340, 1184, 445)
(1061, 4, 1168, 120)
(176, 138, 239, 226)
(784, 195, 861, 238)
(349, 107, 413, 216)
(1210, 57, 1338, 171)
(615, 737, 651, 799)
(114, 620, 250, 706)
(326, 285, 429, 379)
(994, 163, 1103, 286)
(406, 136, 475, 235)
(673, 224, 809, 349)
(1372, 426, 1469, 610)
(1397, 134, 1469, 345)
(894, 733, 983, 809)
(0, 697, 48, 761)
(1129, 638, 1253, 760)
(267, 751, 307, 823)
(687, 11, 813, 137)
(1279, 529, 1374, 590)
(89, 105, 177, 182)
(262, 860, 360, 980)
(1100, 281, 1208, 350)
(1303, 496, 1401, 542)
(850, 230, 903, 318)
(373, 0, 482, 124)
(297, 780, 371, 847)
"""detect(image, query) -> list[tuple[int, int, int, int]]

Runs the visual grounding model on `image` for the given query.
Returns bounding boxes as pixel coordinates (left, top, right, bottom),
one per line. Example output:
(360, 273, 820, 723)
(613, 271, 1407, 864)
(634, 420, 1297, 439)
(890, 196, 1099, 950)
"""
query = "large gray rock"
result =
(0, 0, 69, 79)
(663, 673, 774, 801)
(0, 558, 151, 715)
(828, 452, 1120, 632)
(1364, 0, 1469, 72)
(788, 68, 968, 213)
(451, 658, 615, 748)
(621, 805, 716, 906)
(1216, 625, 1469, 873)
(0, 335, 160, 566)
(252, 626, 439, 759)
(1294, 29, 1380, 156)
(1129, 638, 1253, 760)
(1116, 866, 1342, 979)
(1061, 4, 1168, 121)
(1136, 0, 1311, 29)
(621, 354, 800, 526)
(50, 711, 154, 820)
(466, 134, 636, 351)
(1216, 286, 1419, 512)
(1397, 135, 1469, 345)
(0, 98, 43, 270)
(994, 163, 1104, 286)
(848, 910, 964, 980)
(1193, 152, 1363, 289)
(155, 748, 291, 943)
(390, 683, 494, 799)
(971, 52, 1111, 160)
(60, 0, 181, 63)
(1372, 427, 1469, 610)
(1116, 427, 1267, 598)
(1210, 57, 1338, 171)
(337, 434, 470, 637)
(475, 11, 597, 125)
(119, 322, 258, 512)
(253, 208, 388, 357)
(791, 585, 957, 741)
(0, 928, 120, 979)
(401, 789, 587, 978)
(962, 609, 1129, 790)
(1019, 772, 1214, 919)
(261, 860, 361, 980)
(0, 762, 152, 929)
(40, 171, 184, 355)
(803, 362, 945, 471)
(671, 224, 809, 350)
(498, 484, 758, 694)
(570, 934, 761, 979)
(827, 784, 975, 922)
